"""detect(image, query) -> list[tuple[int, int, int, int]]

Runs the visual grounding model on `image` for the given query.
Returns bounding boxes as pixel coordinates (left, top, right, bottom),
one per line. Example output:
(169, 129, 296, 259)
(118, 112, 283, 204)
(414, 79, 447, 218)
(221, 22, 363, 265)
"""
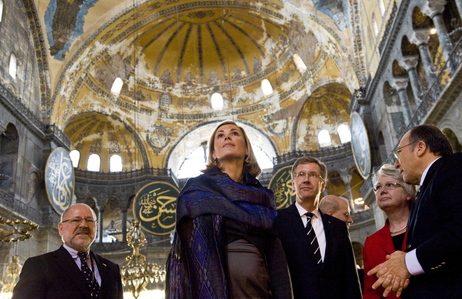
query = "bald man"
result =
(319, 195, 353, 227)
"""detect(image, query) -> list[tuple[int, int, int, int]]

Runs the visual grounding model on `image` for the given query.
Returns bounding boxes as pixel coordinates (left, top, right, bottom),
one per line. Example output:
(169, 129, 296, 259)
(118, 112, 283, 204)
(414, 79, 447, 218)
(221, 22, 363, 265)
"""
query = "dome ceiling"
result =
(40, 0, 361, 173)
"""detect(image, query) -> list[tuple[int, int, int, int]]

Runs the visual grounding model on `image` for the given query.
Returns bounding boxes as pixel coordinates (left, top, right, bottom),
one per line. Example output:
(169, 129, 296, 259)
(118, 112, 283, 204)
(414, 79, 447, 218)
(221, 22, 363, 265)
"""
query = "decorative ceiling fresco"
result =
(33, 0, 365, 174)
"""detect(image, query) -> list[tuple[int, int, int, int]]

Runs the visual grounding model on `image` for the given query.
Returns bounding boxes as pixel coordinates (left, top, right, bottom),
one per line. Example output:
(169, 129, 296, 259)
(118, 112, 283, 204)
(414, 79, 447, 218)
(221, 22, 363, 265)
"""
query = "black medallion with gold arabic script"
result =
(133, 181, 179, 235)
(268, 165, 296, 209)
(45, 147, 75, 215)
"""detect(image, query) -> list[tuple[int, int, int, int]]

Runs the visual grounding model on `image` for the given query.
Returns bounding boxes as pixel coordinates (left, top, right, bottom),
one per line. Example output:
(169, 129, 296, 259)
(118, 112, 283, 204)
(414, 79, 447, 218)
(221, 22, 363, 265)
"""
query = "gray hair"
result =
(373, 164, 416, 197)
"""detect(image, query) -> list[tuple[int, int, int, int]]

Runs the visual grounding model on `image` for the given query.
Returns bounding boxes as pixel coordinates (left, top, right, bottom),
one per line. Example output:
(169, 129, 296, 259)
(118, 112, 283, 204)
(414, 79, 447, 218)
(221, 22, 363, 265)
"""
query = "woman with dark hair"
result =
(166, 120, 292, 299)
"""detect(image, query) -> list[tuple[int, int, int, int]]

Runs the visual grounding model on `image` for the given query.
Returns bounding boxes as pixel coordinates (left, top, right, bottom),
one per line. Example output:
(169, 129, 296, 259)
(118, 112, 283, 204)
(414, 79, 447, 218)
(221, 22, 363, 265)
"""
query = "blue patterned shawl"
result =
(166, 168, 291, 299)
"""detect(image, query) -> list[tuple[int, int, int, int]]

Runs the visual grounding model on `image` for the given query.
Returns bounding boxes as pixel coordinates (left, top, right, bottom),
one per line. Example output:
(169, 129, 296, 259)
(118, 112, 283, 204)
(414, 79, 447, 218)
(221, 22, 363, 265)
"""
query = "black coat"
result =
(403, 153, 462, 298)
(12, 245, 123, 299)
(274, 204, 362, 299)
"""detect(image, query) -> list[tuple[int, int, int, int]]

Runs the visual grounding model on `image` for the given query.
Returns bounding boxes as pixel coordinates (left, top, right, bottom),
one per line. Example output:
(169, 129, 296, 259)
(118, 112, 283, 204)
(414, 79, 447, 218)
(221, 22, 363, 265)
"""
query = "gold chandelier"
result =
(0, 216, 38, 293)
(121, 221, 166, 298)
(0, 216, 38, 242)
(1, 255, 21, 293)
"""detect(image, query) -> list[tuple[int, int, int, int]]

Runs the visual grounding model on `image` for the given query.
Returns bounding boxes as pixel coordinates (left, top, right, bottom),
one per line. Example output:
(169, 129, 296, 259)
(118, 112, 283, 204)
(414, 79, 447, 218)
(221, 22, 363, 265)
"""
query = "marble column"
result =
(121, 209, 127, 242)
(339, 172, 354, 212)
(400, 55, 423, 104)
(411, 29, 438, 87)
(422, 0, 455, 73)
(455, 0, 462, 18)
(98, 209, 104, 243)
(392, 77, 412, 125)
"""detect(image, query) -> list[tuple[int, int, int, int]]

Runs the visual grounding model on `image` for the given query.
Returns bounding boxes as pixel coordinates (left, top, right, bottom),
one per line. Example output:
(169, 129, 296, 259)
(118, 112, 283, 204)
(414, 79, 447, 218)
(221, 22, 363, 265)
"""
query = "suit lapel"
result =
(93, 253, 110, 295)
(54, 246, 91, 298)
(287, 204, 307, 236)
(284, 204, 325, 272)
(408, 158, 442, 241)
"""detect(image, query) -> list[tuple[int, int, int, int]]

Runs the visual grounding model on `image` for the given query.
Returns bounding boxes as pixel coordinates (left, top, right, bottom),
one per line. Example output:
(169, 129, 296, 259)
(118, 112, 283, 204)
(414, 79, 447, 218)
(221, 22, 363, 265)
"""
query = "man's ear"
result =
(58, 222, 63, 236)
(415, 140, 427, 157)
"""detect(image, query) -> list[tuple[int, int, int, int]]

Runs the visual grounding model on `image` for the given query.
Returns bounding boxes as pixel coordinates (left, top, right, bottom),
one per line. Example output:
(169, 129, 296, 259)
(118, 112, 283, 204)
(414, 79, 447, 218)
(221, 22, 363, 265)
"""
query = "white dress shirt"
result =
(295, 201, 326, 262)
(63, 244, 102, 285)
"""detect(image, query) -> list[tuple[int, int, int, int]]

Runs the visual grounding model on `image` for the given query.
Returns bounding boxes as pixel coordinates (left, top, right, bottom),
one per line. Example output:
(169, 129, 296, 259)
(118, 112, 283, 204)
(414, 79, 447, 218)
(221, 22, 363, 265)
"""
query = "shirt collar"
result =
(63, 244, 90, 259)
(420, 157, 441, 186)
(295, 201, 321, 219)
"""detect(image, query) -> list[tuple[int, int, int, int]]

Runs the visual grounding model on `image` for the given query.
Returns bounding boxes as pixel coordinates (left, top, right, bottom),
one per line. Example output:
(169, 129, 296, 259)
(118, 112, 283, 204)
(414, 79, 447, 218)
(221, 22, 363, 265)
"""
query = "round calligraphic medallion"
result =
(268, 165, 296, 209)
(133, 181, 179, 235)
(350, 112, 371, 179)
(45, 147, 75, 215)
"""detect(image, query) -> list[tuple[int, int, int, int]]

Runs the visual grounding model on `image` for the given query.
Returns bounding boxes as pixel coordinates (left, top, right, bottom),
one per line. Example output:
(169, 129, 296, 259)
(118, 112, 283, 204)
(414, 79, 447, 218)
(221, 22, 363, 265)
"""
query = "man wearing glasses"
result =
(368, 125, 462, 298)
(13, 203, 123, 299)
(274, 156, 362, 299)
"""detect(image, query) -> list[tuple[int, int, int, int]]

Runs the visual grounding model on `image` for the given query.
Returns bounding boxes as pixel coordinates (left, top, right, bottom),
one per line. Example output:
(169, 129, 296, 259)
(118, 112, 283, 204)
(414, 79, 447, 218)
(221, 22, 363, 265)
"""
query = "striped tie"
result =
(305, 212, 322, 265)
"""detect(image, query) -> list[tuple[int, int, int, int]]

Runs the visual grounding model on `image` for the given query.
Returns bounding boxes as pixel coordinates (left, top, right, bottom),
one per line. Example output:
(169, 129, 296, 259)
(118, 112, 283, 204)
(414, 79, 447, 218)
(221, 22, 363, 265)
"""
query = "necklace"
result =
(390, 225, 407, 234)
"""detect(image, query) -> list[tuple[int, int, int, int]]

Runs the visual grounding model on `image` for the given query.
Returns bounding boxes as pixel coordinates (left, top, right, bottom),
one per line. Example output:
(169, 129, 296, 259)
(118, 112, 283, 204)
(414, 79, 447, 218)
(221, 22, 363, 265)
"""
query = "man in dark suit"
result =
(12, 203, 123, 299)
(274, 156, 362, 299)
(368, 125, 462, 298)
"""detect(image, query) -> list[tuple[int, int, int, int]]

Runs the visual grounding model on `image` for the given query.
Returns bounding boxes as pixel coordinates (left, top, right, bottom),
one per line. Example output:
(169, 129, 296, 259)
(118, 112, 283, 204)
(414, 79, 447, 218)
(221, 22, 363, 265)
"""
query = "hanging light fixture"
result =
(0, 216, 38, 296)
(0, 216, 38, 242)
(1, 255, 21, 293)
(121, 221, 166, 299)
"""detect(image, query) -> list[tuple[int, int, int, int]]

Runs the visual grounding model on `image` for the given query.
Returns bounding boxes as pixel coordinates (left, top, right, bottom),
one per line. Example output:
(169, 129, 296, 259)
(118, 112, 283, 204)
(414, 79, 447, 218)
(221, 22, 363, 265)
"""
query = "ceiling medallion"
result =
(146, 125, 173, 154)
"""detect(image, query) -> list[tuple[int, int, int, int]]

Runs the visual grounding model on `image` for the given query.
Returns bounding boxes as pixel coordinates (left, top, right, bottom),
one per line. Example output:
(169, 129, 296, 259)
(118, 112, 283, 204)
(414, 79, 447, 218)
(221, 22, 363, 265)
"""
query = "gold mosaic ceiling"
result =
(46, 0, 359, 172)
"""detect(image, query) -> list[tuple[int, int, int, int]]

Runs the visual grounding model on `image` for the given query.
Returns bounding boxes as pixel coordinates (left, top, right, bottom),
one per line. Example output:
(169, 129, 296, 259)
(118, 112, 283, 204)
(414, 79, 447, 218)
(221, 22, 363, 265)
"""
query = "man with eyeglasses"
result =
(368, 125, 462, 298)
(13, 203, 123, 299)
(274, 156, 362, 299)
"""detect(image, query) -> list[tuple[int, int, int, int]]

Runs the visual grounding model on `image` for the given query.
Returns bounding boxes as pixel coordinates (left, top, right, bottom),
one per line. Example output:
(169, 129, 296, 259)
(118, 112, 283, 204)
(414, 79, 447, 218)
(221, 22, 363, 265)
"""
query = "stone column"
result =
(422, 0, 455, 73)
(98, 209, 104, 243)
(339, 172, 354, 212)
(411, 29, 438, 87)
(392, 77, 412, 125)
(121, 209, 127, 242)
(455, 0, 462, 18)
(400, 55, 423, 104)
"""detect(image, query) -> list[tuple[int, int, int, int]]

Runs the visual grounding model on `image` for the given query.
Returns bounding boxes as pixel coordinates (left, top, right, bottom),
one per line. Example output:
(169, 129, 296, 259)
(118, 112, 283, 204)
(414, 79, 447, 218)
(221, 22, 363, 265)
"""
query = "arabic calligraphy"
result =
(269, 165, 296, 209)
(133, 182, 179, 235)
(46, 148, 74, 214)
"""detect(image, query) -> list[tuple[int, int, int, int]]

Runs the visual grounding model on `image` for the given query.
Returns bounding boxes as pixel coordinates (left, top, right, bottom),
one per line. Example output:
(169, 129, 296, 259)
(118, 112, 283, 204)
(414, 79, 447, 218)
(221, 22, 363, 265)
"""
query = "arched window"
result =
(110, 77, 123, 96)
(261, 79, 273, 96)
(177, 141, 274, 179)
(9, 54, 17, 79)
(159, 93, 171, 111)
(293, 54, 307, 73)
(337, 124, 351, 144)
(178, 145, 207, 178)
(110, 154, 122, 172)
(173, 122, 276, 179)
(0, 0, 4, 23)
(211, 92, 224, 110)
(87, 154, 101, 172)
(69, 150, 81, 168)
(378, 0, 385, 16)
(318, 129, 331, 148)
(372, 13, 379, 37)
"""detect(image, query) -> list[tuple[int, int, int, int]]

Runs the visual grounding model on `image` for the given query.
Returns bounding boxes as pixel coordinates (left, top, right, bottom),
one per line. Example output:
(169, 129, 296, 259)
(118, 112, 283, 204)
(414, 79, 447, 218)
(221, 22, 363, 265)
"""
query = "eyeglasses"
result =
(294, 171, 324, 181)
(373, 182, 403, 192)
(62, 217, 97, 225)
(393, 142, 414, 159)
